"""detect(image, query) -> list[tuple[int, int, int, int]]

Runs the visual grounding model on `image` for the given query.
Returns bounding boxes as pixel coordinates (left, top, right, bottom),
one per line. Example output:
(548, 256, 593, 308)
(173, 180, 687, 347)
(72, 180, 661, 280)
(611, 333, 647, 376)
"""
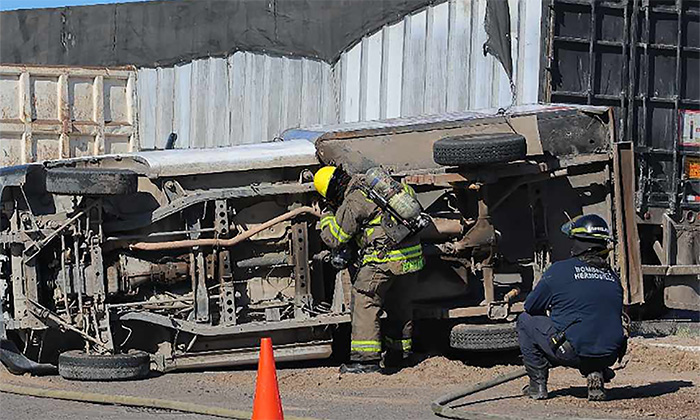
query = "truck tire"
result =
(46, 168, 137, 196)
(433, 133, 527, 166)
(449, 322, 520, 351)
(58, 351, 150, 381)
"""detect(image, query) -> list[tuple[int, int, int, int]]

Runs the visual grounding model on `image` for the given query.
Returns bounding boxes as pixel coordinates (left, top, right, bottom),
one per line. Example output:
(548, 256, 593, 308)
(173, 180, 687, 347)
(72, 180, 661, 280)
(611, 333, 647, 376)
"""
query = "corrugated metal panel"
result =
(0, 65, 137, 166)
(336, 0, 542, 123)
(135, 1, 541, 150)
(137, 52, 338, 149)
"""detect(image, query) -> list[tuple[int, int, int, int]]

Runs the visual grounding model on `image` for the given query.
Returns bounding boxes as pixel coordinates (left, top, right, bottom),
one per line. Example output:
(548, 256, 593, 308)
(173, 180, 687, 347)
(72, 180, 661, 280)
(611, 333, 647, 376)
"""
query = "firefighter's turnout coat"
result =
(319, 176, 424, 362)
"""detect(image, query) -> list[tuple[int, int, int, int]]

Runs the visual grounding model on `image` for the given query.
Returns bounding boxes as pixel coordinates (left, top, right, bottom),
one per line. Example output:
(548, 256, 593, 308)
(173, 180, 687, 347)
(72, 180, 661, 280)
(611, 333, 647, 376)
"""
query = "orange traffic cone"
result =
(252, 337, 284, 420)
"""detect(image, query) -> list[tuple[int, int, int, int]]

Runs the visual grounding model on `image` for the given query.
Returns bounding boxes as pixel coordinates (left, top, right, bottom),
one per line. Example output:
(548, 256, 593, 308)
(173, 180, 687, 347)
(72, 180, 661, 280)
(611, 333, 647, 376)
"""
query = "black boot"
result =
(602, 367, 615, 383)
(383, 351, 404, 371)
(579, 366, 614, 382)
(587, 370, 606, 401)
(339, 361, 381, 374)
(523, 364, 549, 400)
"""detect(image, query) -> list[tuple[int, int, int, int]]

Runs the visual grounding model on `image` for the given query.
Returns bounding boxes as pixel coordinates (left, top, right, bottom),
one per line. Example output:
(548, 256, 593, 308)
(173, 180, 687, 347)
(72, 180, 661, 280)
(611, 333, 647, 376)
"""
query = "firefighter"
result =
(313, 165, 424, 374)
(517, 214, 627, 401)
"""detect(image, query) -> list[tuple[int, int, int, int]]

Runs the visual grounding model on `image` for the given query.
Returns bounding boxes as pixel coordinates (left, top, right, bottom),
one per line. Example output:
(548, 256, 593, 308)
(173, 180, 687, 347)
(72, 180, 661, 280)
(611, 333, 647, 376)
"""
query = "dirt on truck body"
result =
(0, 104, 619, 379)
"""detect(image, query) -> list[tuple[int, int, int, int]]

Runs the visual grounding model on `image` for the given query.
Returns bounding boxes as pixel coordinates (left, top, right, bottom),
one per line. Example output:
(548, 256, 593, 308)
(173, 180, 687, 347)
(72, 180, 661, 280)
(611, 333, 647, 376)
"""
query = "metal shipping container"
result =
(542, 0, 700, 312)
(0, 65, 138, 166)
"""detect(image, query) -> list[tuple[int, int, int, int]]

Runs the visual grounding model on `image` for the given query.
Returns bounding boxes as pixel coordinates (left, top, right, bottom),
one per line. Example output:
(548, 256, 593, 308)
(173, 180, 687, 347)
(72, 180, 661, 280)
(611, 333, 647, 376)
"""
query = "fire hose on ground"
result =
(432, 323, 581, 420)
(431, 366, 528, 420)
(0, 381, 318, 420)
(431, 366, 611, 420)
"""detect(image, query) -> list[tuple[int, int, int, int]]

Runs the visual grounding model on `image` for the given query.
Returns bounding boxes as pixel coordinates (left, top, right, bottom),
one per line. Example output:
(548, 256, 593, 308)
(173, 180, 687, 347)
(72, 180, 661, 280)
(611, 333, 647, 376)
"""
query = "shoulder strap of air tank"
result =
(347, 182, 384, 230)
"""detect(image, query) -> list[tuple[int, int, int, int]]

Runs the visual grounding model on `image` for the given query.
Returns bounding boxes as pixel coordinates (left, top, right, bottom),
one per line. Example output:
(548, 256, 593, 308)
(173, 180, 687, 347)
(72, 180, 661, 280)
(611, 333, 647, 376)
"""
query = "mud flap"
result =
(0, 338, 57, 376)
(1, 291, 56, 375)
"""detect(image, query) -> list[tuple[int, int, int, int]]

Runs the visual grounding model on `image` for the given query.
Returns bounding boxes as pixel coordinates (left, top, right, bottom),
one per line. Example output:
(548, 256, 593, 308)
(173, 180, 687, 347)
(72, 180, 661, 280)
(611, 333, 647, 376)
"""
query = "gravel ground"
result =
(1, 335, 698, 420)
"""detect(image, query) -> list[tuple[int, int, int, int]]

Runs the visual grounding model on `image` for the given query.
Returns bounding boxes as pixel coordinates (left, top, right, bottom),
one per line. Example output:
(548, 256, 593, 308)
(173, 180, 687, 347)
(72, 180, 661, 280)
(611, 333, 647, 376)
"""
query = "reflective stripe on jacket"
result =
(319, 177, 424, 275)
(320, 215, 352, 244)
(362, 244, 425, 274)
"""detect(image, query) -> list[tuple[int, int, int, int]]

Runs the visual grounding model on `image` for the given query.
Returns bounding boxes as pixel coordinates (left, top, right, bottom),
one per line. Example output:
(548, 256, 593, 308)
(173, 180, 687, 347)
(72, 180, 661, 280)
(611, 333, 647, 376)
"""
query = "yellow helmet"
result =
(314, 166, 337, 198)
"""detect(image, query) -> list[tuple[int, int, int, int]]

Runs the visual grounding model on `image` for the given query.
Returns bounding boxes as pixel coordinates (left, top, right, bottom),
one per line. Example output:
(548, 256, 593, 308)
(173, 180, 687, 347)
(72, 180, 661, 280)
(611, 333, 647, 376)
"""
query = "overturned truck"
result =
(0, 104, 619, 379)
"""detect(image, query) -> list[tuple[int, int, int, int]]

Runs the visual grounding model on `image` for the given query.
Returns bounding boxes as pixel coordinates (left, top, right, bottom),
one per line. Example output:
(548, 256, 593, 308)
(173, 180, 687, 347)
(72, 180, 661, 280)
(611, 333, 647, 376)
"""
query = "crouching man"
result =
(518, 214, 627, 401)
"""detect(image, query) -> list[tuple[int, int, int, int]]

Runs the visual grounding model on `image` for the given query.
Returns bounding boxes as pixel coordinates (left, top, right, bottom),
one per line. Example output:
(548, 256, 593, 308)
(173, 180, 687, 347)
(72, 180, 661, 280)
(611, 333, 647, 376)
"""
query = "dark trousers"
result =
(517, 312, 618, 375)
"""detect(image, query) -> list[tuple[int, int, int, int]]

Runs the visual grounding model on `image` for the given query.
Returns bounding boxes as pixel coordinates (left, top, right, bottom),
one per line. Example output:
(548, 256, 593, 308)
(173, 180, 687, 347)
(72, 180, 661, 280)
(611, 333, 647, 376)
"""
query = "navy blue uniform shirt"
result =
(524, 257, 625, 358)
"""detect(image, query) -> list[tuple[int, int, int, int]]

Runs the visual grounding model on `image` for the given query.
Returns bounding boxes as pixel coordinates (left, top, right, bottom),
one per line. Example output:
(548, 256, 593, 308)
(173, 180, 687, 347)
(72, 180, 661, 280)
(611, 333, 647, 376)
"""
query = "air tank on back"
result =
(364, 167, 422, 222)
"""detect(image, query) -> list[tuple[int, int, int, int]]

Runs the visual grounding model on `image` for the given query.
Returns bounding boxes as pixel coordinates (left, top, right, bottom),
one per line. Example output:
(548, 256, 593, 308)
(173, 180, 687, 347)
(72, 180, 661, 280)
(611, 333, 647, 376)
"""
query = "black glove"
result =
(330, 248, 352, 270)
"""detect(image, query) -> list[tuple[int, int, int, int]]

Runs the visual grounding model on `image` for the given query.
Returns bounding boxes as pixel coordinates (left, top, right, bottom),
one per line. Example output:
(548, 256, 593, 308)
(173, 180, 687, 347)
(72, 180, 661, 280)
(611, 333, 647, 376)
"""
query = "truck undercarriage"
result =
(0, 104, 618, 378)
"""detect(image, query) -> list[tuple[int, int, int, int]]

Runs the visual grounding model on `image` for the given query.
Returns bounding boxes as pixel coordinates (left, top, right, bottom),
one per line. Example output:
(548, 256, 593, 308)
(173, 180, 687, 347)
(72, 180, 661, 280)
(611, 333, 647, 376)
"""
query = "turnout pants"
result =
(517, 312, 618, 375)
(350, 265, 415, 362)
